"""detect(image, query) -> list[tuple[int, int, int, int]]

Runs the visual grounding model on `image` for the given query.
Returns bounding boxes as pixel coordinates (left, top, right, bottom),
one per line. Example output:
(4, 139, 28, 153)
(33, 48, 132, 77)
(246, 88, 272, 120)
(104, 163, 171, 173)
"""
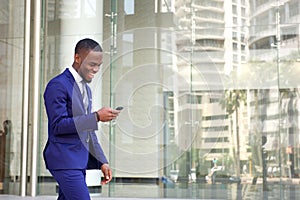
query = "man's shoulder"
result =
(48, 69, 72, 83)
(45, 69, 74, 91)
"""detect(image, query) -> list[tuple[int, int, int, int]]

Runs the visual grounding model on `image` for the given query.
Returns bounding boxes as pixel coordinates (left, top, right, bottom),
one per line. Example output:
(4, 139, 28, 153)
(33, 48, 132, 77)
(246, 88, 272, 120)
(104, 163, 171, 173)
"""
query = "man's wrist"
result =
(94, 112, 100, 121)
(101, 163, 109, 169)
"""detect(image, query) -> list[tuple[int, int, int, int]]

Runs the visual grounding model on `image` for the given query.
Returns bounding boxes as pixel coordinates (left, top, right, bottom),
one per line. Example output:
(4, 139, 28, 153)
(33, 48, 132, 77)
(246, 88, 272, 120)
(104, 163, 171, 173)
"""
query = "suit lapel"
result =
(64, 69, 86, 113)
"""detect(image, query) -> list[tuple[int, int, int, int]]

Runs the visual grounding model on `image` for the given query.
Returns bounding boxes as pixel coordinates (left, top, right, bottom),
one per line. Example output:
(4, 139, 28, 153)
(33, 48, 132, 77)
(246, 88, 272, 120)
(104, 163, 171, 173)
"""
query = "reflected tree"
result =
(249, 89, 264, 177)
(219, 89, 247, 176)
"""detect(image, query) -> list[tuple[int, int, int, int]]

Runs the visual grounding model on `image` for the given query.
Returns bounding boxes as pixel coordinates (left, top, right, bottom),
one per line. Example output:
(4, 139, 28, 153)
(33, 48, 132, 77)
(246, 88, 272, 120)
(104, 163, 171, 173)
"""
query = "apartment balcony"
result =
(249, 26, 276, 47)
(200, 142, 231, 151)
(196, 40, 225, 51)
(193, 1, 224, 12)
(201, 119, 229, 127)
(194, 16, 224, 25)
(250, 1, 274, 19)
(176, 51, 225, 71)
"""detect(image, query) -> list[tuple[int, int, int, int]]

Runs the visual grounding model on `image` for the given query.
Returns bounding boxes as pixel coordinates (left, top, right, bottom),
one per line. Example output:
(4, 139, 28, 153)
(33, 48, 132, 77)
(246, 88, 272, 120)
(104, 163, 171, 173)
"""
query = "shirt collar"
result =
(69, 66, 83, 83)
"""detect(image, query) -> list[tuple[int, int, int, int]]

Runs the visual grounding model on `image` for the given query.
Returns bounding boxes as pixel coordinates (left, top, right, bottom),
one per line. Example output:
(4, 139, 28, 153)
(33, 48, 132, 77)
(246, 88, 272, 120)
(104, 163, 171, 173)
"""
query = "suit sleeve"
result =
(87, 132, 109, 169)
(44, 80, 98, 135)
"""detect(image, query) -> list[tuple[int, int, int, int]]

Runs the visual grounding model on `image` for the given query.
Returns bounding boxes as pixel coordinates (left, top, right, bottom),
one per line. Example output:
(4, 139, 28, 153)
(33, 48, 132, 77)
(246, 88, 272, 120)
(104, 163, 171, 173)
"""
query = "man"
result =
(43, 38, 120, 200)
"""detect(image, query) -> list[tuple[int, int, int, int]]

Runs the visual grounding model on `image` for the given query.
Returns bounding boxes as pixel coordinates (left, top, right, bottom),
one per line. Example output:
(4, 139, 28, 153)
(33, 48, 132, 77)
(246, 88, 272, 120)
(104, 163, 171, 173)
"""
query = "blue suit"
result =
(43, 68, 108, 200)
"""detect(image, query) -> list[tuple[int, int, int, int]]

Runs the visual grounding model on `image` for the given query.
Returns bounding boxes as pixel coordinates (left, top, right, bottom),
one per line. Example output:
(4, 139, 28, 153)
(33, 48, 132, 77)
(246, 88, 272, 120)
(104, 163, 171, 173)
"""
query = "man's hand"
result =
(96, 107, 120, 122)
(100, 163, 112, 185)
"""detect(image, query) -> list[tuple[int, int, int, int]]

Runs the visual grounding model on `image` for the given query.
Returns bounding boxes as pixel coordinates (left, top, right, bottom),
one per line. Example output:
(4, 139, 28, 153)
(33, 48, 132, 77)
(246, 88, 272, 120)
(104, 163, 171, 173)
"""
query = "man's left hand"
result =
(100, 163, 112, 185)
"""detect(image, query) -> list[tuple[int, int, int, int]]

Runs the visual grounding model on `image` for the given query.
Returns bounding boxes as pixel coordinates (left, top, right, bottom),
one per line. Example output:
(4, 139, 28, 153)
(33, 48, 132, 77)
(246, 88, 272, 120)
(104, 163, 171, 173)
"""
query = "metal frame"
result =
(21, 0, 41, 196)
(20, 0, 31, 196)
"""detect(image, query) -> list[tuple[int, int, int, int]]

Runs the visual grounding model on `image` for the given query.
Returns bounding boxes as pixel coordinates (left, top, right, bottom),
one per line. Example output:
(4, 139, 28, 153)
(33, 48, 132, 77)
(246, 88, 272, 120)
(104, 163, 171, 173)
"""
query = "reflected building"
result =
(249, 0, 300, 59)
(173, 0, 251, 173)
(248, 0, 300, 178)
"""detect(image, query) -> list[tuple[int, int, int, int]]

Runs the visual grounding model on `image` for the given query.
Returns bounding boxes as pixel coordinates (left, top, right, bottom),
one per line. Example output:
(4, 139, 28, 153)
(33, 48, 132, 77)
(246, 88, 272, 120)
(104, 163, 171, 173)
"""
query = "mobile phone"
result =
(115, 106, 124, 110)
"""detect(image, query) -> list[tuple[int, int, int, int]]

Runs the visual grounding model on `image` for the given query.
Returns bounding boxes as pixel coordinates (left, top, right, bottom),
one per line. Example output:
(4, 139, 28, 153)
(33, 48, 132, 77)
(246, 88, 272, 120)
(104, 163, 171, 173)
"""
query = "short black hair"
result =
(75, 38, 102, 54)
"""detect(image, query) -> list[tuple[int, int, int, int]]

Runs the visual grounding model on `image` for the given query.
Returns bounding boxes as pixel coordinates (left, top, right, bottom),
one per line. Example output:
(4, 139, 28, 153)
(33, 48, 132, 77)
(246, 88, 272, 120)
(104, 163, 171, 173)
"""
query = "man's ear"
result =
(74, 53, 81, 64)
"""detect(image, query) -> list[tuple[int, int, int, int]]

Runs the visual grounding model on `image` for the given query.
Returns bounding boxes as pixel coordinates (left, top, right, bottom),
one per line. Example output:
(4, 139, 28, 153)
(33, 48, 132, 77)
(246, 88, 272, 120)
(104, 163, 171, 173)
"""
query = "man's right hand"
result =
(96, 107, 120, 122)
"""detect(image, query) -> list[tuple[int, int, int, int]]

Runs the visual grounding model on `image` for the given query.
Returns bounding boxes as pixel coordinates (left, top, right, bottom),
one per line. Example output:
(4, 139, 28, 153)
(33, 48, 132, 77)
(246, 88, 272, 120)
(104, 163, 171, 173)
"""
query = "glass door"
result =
(0, 0, 25, 195)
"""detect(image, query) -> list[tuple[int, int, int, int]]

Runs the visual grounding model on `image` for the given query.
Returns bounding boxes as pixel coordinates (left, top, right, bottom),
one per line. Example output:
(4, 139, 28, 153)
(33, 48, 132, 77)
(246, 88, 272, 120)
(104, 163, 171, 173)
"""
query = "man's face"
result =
(77, 50, 103, 83)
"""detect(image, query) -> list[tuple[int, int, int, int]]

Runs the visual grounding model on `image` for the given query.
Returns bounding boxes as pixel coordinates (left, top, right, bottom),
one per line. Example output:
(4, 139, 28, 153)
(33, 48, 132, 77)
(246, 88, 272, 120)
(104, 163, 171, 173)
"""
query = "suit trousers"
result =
(50, 169, 90, 200)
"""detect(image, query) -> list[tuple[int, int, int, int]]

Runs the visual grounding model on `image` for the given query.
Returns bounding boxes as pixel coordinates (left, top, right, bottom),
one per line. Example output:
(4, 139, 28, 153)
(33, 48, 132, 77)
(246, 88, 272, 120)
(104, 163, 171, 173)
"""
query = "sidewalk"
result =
(0, 196, 195, 200)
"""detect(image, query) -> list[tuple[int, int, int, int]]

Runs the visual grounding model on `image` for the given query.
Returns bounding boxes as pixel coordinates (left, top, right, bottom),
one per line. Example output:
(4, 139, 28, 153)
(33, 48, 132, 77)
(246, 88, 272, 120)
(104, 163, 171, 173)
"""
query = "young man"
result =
(43, 38, 120, 200)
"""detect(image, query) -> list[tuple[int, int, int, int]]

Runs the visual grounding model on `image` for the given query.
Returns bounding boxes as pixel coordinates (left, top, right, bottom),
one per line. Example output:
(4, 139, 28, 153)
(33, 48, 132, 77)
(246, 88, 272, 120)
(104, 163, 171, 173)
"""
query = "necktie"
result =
(81, 80, 88, 113)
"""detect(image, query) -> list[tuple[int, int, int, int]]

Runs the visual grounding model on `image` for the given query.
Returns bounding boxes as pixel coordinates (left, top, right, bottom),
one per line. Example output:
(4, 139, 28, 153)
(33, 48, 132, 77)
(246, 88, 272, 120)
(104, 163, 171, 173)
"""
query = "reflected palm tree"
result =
(219, 89, 246, 177)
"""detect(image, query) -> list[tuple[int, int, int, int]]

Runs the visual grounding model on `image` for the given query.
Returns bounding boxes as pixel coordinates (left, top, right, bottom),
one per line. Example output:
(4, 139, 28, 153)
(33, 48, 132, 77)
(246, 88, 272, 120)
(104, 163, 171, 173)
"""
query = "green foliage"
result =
(219, 89, 247, 114)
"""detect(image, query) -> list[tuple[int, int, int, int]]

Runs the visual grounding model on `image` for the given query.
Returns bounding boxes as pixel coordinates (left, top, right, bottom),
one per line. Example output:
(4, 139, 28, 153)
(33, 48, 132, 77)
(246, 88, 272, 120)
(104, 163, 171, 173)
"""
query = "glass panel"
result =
(37, 0, 300, 199)
(38, 0, 106, 195)
(0, 0, 24, 195)
(104, 0, 300, 199)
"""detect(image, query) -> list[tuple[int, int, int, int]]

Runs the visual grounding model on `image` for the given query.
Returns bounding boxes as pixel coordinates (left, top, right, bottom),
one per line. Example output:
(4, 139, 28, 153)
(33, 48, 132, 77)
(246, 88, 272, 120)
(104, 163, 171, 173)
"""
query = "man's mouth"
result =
(88, 73, 95, 79)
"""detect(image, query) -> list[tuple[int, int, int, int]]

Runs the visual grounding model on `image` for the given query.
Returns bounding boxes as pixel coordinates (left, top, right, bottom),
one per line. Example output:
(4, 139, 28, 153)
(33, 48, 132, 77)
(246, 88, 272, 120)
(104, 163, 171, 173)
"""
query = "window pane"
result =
(34, 0, 300, 199)
(0, 0, 24, 195)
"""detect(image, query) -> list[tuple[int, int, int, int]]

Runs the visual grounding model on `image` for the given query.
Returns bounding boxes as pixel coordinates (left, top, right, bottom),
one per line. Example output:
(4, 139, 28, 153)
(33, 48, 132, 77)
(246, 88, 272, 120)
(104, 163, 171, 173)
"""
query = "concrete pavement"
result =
(0, 196, 196, 200)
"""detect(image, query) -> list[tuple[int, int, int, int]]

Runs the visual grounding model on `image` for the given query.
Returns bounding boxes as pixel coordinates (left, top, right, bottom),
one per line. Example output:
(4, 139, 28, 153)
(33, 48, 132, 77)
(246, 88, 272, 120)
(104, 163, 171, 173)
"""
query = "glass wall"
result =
(2, 0, 300, 199)
(38, 0, 105, 195)
(98, 0, 300, 199)
(0, 0, 24, 195)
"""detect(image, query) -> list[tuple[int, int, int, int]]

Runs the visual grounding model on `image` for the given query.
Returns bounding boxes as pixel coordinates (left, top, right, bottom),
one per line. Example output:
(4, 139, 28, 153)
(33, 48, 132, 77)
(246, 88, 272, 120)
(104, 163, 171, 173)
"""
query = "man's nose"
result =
(93, 65, 100, 72)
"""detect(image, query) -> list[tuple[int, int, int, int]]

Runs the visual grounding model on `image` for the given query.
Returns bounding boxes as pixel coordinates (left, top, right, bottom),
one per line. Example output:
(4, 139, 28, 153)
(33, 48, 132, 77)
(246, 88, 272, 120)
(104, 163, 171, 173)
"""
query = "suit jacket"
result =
(43, 68, 108, 170)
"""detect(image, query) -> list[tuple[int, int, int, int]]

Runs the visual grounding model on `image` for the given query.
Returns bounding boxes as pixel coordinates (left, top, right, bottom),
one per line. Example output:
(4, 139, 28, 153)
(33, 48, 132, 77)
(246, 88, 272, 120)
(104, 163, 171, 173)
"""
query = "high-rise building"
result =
(173, 0, 251, 172)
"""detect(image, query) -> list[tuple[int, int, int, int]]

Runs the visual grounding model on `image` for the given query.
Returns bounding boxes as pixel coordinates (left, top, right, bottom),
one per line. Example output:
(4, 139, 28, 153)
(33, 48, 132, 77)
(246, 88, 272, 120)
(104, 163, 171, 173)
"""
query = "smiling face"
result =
(74, 50, 103, 83)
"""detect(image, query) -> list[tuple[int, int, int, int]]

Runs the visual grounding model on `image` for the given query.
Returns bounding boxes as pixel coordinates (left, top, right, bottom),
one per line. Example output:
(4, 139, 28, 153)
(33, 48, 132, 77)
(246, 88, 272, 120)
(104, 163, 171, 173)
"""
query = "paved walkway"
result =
(0, 196, 196, 200)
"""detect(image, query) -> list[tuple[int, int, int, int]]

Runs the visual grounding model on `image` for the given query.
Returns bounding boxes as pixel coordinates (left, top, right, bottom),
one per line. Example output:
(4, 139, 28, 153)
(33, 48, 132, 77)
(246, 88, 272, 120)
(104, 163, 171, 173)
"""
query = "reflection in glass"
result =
(8, 0, 300, 199)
